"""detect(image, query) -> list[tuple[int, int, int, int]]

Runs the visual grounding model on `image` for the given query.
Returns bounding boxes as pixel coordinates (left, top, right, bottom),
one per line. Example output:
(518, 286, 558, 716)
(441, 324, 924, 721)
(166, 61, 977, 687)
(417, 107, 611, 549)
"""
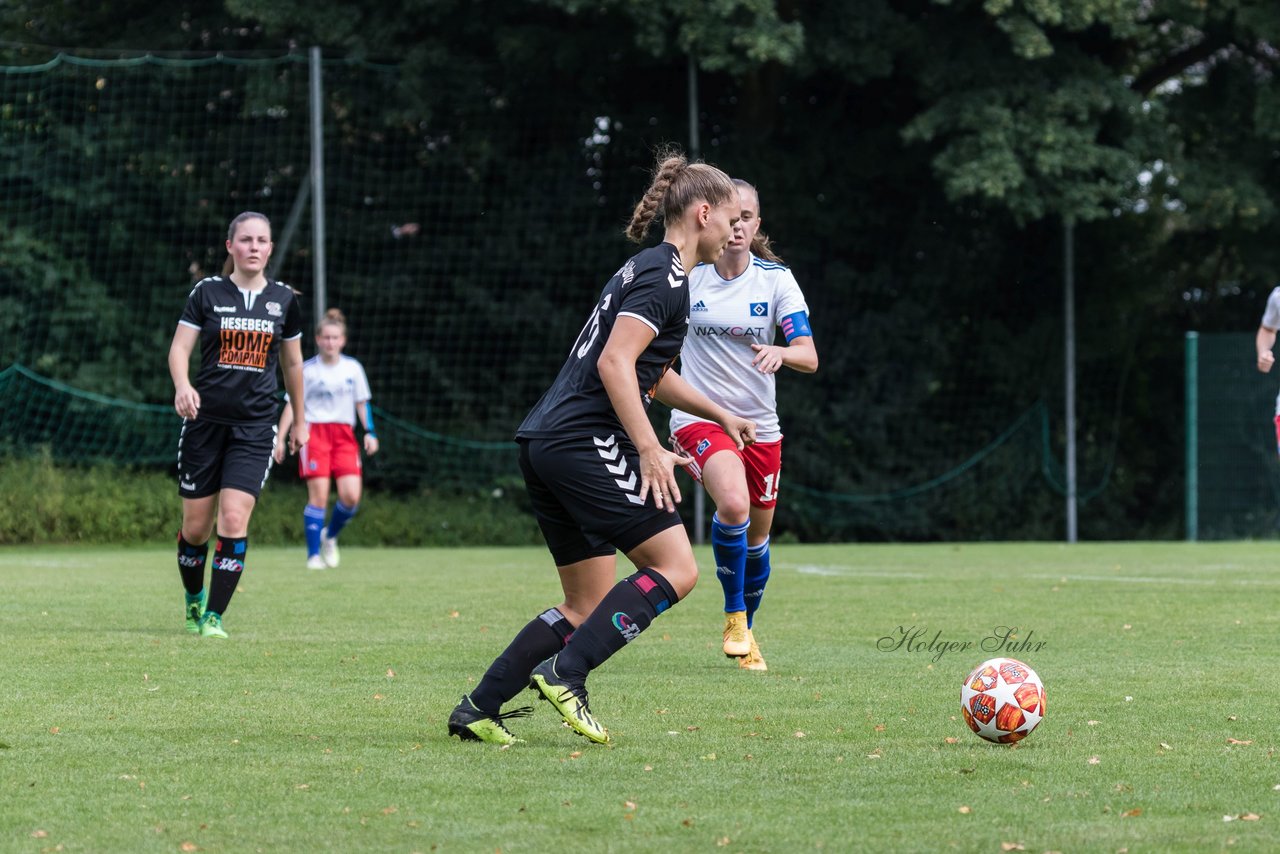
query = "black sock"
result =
(556, 568, 678, 682)
(177, 533, 208, 596)
(206, 534, 247, 616)
(470, 607, 574, 714)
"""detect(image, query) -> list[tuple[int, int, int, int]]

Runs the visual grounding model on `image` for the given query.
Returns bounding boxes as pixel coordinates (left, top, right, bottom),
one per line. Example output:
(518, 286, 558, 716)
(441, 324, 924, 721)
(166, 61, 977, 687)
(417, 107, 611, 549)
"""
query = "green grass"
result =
(2, 542, 1279, 852)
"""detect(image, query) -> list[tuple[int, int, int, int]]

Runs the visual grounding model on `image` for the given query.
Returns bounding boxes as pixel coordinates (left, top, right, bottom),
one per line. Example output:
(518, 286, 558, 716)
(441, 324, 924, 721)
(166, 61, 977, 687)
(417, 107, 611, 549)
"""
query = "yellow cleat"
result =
(722, 611, 750, 658)
(739, 629, 767, 671)
(529, 655, 610, 745)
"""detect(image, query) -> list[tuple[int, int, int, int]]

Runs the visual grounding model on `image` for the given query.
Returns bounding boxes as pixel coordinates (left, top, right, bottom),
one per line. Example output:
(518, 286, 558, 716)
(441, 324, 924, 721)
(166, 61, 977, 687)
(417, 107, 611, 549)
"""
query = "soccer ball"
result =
(960, 657, 1045, 744)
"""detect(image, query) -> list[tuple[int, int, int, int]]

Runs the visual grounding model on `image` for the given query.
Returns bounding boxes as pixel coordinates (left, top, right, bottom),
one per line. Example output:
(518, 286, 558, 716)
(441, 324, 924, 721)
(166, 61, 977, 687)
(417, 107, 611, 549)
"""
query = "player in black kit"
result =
(167, 211, 308, 639)
(449, 150, 755, 745)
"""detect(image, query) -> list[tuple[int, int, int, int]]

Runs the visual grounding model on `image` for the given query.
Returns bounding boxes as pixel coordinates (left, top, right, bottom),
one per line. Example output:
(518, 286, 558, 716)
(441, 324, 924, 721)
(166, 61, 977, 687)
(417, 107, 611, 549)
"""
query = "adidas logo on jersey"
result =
(692, 300, 708, 312)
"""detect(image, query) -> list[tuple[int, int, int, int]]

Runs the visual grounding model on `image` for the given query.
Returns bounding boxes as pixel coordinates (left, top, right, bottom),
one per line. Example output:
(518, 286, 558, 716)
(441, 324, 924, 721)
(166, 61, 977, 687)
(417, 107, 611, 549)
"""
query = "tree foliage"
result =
(3, 0, 1280, 538)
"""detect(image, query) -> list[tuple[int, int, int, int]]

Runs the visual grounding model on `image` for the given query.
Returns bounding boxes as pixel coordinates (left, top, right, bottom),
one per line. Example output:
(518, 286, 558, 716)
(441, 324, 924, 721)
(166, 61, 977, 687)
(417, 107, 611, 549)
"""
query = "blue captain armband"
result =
(363, 402, 377, 439)
(780, 311, 812, 342)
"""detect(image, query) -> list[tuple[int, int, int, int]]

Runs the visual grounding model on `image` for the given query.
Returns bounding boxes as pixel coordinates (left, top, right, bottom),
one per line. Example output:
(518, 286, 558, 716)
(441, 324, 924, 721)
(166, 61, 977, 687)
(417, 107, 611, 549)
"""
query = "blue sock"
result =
(711, 513, 749, 613)
(744, 537, 772, 629)
(304, 504, 326, 557)
(326, 501, 358, 539)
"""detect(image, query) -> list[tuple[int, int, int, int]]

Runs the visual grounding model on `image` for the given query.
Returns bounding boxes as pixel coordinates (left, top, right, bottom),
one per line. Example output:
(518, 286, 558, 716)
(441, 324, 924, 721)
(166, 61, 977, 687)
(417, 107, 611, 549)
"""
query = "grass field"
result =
(3, 541, 1279, 853)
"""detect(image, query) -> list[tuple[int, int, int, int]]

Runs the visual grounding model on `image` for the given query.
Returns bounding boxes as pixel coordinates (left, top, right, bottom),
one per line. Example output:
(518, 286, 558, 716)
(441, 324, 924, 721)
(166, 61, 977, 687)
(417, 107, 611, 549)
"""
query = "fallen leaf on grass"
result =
(958, 805, 971, 814)
(624, 801, 637, 811)
(1121, 808, 1142, 817)
(1000, 842, 1025, 851)
(385, 668, 395, 679)
(1228, 738, 1253, 745)
(794, 731, 806, 739)
(944, 737, 959, 744)
(31, 831, 48, 839)
(716, 838, 731, 847)
(1159, 743, 1173, 751)
(1087, 756, 1101, 765)
(180, 844, 198, 852)
(1087, 720, 1100, 726)
(373, 694, 385, 701)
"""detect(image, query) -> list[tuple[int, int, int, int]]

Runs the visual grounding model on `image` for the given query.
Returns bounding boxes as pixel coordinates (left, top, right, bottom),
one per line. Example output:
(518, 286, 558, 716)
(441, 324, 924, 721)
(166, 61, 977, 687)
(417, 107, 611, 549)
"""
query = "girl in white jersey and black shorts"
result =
(168, 211, 308, 640)
(447, 149, 755, 746)
(670, 179, 818, 672)
(276, 308, 379, 569)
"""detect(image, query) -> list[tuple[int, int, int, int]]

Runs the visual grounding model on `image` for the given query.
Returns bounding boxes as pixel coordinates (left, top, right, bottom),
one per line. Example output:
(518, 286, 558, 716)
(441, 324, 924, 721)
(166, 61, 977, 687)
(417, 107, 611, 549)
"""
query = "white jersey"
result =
(292, 355, 372, 426)
(1263, 287, 1280, 415)
(670, 254, 811, 442)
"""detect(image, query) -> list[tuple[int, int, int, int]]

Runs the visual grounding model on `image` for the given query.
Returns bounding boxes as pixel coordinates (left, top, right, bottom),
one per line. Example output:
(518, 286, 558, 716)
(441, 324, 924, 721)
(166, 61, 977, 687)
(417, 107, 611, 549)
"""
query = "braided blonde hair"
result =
(626, 147, 736, 244)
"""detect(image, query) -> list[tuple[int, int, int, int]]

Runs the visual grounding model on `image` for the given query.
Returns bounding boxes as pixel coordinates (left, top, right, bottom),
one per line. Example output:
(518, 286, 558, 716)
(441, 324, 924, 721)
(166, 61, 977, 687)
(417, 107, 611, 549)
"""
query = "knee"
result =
(714, 497, 750, 528)
(218, 508, 252, 536)
(711, 491, 747, 530)
(659, 561, 698, 601)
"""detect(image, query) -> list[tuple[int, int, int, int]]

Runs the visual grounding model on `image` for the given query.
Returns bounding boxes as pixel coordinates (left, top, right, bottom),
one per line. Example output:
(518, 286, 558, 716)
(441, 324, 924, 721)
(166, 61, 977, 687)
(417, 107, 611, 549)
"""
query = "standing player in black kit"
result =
(448, 150, 754, 745)
(167, 211, 308, 639)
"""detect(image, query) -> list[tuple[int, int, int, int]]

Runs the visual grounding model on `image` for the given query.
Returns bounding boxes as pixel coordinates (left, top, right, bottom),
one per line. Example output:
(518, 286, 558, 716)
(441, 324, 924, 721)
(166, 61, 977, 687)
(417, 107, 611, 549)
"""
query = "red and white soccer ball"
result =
(960, 657, 1046, 744)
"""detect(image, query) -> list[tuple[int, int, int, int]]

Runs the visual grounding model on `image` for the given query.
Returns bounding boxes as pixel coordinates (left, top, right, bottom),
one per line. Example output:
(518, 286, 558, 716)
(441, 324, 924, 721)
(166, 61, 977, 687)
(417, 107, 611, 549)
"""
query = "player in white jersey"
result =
(670, 180, 818, 671)
(276, 309, 379, 569)
(1255, 287, 1280, 454)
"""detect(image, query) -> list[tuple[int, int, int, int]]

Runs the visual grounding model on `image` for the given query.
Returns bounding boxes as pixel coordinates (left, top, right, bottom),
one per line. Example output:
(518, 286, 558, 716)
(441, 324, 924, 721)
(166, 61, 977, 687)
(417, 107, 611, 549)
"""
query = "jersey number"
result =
(759, 471, 779, 503)
(575, 293, 613, 359)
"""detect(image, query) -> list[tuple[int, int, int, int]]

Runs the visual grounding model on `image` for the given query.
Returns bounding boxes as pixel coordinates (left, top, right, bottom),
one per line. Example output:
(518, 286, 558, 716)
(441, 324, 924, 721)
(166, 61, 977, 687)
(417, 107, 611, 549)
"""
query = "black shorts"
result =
(176, 418, 277, 500)
(518, 434, 685, 566)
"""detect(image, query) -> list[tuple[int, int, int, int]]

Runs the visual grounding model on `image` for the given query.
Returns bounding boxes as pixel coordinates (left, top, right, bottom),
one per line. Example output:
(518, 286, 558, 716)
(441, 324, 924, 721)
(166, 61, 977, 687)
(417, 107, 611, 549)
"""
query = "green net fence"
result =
(1189, 332, 1280, 539)
(0, 50, 1102, 540)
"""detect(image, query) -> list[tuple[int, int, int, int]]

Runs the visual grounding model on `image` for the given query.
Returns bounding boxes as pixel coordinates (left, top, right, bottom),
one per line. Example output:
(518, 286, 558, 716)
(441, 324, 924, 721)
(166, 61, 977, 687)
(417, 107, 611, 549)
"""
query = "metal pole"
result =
(269, 174, 310, 281)
(309, 46, 327, 329)
(1185, 331, 1199, 541)
(688, 54, 706, 546)
(1064, 219, 1078, 542)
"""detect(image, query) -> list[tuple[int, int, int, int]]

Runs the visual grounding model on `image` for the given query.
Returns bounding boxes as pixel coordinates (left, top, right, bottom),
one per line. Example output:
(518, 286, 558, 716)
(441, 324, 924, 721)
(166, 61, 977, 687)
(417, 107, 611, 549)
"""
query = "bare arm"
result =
(1258, 326, 1276, 373)
(168, 325, 201, 419)
(749, 335, 818, 375)
(280, 338, 309, 452)
(357, 400, 379, 456)
(653, 370, 756, 449)
(597, 316, 690, 512)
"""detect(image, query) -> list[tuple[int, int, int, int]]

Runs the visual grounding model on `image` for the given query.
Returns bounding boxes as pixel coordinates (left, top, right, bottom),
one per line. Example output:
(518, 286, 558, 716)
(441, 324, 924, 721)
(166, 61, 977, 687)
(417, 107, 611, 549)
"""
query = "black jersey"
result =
(518, 242, 690, 439)
(178, 276, 303, 424)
